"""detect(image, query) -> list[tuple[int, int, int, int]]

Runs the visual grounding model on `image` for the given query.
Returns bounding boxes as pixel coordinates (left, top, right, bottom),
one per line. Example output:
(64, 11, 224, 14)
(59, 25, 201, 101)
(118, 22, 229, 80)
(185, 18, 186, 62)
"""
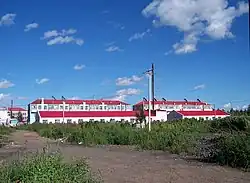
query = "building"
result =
(133, 98, 214, 113)
(167, 110, 230, 121)
(28, 98, 230, 123)
(37, 110, 159, 123)
(28, 98, 132, 123)
(0, 107, 9, 125)
(8, 107, 28, 122)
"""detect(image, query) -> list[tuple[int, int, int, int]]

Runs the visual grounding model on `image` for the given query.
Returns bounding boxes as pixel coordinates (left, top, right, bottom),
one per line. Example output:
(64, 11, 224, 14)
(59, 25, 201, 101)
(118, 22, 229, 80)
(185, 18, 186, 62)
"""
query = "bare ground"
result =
(1, 130, 250, 183)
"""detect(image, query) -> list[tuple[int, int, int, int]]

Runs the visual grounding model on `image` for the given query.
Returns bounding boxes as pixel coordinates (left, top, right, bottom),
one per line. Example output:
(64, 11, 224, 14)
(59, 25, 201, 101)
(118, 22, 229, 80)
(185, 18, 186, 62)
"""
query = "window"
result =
(55, 119, 60, 123)
(32, 105, 36, 109)
(38, 105, 42, 110)
(60, 105, 63, 110)
(80, 106, 84, 110)
(67, 119, 72, 123)
(104, 106, 107, 110)
(100, 119, 105, 123)
(85, 106, 89, 110)
(48, 105, 54, 110)
(42, 120, 48, 124)
(69, 106, 72, 110)
(44, 105, 48, 110)
(206, 117, 209, 120)
(65, 106, 69, 110)
(100, 106, 103, 110)
(117, 106, 120, 110)
(54, 105, 59, 110)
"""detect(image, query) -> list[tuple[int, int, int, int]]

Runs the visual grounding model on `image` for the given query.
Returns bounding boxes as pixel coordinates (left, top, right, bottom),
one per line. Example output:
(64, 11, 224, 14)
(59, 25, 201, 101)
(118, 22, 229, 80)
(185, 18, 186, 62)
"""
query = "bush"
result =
(210, 116, 250, 132)
(212, 134, 250, 170)
(0, 152, 101, 183)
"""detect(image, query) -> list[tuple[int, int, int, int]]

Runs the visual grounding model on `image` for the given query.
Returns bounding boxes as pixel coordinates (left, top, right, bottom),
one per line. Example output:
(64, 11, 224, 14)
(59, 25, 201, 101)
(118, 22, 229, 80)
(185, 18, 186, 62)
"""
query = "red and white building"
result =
(167, 110, 230, 121)
(28, 98, 229, 123)
(8, 107, 28, 122)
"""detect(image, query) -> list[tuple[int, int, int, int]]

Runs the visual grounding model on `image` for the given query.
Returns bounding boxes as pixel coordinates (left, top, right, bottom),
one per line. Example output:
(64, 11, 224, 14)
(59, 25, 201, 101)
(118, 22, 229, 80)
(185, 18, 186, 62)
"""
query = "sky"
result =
(0, 0, 249, 110)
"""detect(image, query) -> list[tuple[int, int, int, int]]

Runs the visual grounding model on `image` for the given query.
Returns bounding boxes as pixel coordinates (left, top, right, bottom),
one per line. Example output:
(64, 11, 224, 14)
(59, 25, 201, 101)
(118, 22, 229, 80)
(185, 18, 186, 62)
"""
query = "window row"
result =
(32, 104, 127, 111)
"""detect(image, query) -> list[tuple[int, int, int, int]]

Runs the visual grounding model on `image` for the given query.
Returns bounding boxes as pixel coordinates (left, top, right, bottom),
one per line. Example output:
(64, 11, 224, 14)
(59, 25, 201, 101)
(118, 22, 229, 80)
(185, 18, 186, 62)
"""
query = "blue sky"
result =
(0, 0, 249, 109)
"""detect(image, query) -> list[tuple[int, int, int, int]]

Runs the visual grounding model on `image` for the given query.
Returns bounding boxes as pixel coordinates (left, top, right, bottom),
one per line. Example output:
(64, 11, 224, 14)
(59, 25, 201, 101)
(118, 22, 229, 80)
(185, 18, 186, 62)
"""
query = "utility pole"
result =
(10, 99, 13, 118)
(62, 96, 65, 123)
(151, 63, 155, 111)
(144, 67, 153, 132)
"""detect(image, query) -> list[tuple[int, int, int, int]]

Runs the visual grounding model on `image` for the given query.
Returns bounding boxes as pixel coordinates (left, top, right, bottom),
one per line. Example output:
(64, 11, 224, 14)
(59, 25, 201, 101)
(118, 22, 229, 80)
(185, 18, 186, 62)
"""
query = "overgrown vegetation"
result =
(19, 117, 250, 171)
(0, 152, 101, 183)
(0, 126, 14, 147)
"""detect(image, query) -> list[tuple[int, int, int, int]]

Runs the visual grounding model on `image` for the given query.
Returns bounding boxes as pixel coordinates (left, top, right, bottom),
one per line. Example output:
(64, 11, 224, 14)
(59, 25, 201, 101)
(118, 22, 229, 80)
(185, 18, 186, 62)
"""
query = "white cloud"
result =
(0, 79, 14, 88)
(105, 45, 123, 52)
(242, 105, 248, 110)
(112, 88, 141, 101)
(193, 84, 205, 90)
(142, 0, 249, 54)
(223, 103, 231, 108)
(24, 23, 39, 32)
(116, 75, 144, 86)
(0, 93, 10, 101)
(36, 78, 49, 84)
(73, 64, 85, 70)
(129, 29, 151, 42)
(0, 13, 16, 26)
(68, 96, 81, 100)
(42, 29, 83, 46)
(16, 96, 29, 100)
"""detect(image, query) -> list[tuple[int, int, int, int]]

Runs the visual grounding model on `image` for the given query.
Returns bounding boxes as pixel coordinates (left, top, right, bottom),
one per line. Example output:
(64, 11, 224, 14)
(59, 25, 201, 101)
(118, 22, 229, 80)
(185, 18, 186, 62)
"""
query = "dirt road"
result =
(1, 130, 250, 183)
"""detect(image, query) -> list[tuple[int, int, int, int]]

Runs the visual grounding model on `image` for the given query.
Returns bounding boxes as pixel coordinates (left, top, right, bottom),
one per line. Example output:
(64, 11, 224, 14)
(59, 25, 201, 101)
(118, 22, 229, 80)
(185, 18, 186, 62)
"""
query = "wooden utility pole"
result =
(10, 99, 13, 118)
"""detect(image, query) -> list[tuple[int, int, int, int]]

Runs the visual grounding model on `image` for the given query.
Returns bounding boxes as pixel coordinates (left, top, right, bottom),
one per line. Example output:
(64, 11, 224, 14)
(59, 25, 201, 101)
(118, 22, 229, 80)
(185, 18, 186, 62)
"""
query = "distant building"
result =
(27, 97, 229, 123)
(0, 107, 9, 125)
(28, 98, 132, 123)
(167, 110, 230, 121)
(8, 107, 28, 122)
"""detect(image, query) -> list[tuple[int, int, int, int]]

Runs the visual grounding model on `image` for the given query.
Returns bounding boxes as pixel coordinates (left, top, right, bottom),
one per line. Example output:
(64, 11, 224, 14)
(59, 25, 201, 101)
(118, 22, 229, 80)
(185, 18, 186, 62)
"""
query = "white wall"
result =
(0, 109, 9, 125)
(39, 116, 137, 124)
(182, 115, 229, 120)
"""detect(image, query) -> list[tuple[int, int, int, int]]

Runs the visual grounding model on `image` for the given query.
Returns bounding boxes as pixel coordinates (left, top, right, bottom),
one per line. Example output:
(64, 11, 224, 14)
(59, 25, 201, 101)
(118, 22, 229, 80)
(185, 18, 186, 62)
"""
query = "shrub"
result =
(0, 152, 101, 183)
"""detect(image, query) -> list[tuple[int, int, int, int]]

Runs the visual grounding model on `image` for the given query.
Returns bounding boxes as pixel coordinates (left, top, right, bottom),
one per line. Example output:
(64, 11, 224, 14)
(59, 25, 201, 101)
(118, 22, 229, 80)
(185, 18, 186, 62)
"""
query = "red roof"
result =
(30, 99, 129, 105)
(176, 110, 229, 116)
(134, 100, 208, 106)
(39, 111, 155, 118)
(8, 107, 27, 112)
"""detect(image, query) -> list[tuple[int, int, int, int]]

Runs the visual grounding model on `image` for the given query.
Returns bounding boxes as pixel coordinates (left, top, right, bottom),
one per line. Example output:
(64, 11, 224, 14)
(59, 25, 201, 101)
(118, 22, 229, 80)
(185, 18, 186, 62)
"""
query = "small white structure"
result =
(0, 107, 9, 125)
(167, 110, 230, 121)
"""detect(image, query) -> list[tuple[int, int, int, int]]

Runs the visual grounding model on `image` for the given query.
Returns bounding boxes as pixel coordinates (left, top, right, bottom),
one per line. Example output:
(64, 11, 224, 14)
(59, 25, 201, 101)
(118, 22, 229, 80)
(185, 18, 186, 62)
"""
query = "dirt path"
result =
(1, 130, 250, 183)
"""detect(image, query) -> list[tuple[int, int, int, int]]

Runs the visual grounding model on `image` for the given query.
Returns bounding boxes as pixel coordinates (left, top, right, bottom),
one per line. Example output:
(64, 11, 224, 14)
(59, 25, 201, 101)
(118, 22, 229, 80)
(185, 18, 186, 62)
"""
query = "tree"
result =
(136, 108, 146, 128)
(17, 111, 24, 123)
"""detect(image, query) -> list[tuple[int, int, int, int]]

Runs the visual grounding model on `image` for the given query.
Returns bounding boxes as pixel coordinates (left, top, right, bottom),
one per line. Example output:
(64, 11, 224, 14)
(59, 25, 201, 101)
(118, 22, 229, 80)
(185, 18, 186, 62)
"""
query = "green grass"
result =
(0, 152, 101, 183)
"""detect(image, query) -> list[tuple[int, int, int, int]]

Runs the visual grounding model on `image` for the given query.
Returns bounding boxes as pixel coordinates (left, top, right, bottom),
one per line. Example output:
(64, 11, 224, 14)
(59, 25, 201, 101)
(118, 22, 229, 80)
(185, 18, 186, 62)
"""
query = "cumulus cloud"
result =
(36, 78, 49, 84)
(41, 29, 84, 46)
(193, 84, 206, 90)
(142, 0, 249, 54)
(116, 75, 144, 86)
(129, 29, 151, 42)
(73, 64, 85, 70)
(24, 23, 39, 32)
(0, 13, 16, 26)
(0, 79, 14, 88)
(111, 88, 141, 101)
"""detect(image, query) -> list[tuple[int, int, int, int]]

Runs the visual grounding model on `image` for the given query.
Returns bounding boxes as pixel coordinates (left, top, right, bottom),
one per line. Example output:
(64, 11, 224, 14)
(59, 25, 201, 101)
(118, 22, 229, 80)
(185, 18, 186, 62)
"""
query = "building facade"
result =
(133, 99, 214, 112)
(167, 110, 230, 121)
(8, 107, 28, 122)
(28, 98, 132, 123)
(28, 98, 229, 123)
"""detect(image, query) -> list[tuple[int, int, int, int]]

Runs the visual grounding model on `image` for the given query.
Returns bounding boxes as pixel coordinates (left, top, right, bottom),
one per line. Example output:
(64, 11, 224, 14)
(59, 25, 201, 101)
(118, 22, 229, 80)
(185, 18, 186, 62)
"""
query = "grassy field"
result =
(0, 152, 101, 183)
(19, 116, 250, 171)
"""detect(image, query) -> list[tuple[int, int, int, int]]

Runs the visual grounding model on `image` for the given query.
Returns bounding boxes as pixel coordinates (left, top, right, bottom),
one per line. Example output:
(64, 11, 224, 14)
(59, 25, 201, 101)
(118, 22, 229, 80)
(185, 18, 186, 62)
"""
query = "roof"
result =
(8, 107, 27, 112)
(175, 110, 229, 116)
(30, 99, 129, 105)
(39, 110, 155, 118)
(134, 100, 208, 106)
